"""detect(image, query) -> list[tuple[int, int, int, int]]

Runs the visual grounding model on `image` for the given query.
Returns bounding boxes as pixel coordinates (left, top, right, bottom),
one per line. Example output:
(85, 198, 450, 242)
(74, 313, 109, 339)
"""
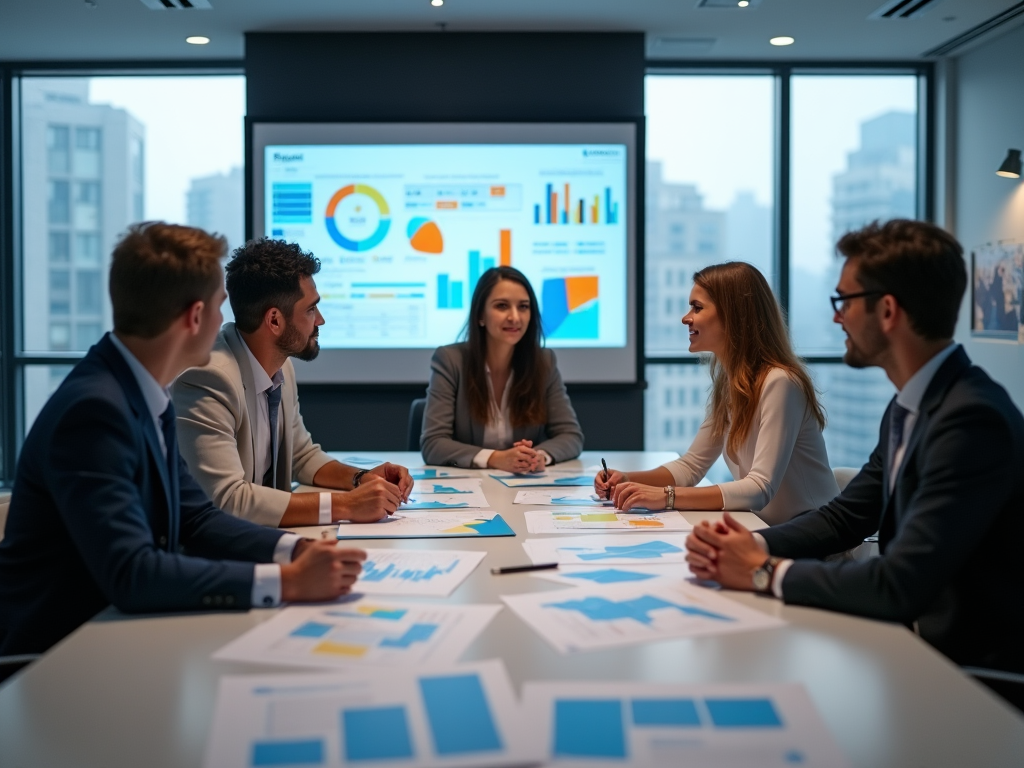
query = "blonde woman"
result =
(597, 262, 838, 525)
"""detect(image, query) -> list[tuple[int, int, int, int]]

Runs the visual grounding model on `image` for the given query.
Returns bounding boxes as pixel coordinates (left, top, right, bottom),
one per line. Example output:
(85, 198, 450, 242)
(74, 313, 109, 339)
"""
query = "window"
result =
(46, 125, 69, 175)
(75, 270, 102, 314)
(48, 232, 70, 263)
(47, 180, 69, 224)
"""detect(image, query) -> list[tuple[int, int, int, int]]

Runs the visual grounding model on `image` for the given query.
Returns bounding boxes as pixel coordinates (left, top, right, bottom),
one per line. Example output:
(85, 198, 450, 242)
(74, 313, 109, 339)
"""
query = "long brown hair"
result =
(463, 267, 548, 427)
(694, 262, 825, 457)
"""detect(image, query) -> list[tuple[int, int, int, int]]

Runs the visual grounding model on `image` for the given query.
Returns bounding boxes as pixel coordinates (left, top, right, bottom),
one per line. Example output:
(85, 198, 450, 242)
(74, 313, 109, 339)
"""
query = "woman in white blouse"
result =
(420, 266, 584, 472)
(596, 262, 838, 525)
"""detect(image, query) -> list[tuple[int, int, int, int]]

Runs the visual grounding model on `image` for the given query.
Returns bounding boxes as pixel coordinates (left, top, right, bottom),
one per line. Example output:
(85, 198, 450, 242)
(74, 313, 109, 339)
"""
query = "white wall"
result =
(952, 23, 1024, 412)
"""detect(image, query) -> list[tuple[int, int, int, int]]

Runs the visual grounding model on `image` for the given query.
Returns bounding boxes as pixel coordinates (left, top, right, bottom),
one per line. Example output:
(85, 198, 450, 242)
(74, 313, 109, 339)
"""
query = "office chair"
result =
(407, 398, 427, 452)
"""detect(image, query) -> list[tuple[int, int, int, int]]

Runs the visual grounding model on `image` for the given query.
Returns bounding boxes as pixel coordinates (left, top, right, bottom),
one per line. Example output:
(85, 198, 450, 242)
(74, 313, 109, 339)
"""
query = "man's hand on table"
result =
(281, 540, 366, 602)
(334, 480, 402, 522)
(368, 462, 413, 502)
(685, 511, 766, 590)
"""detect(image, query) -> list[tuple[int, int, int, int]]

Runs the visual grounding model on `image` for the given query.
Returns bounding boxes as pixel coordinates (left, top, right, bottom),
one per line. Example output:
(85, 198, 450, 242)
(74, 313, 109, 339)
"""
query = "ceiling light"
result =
(996, 149, 1022, 179)
(431, 0, 443, 5)
(186, 36, 210, 45)
(738, 1, 749, 6)
(769, 36, 794, 46)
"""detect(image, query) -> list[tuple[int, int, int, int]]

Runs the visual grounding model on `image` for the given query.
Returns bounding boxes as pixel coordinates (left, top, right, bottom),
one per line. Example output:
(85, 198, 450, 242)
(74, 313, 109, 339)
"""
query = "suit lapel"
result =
(94, 335, 175, 546)
(223, 323, 261, 483)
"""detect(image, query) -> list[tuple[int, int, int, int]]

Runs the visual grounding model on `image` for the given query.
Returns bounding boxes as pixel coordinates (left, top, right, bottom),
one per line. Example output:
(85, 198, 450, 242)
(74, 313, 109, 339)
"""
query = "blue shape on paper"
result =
(419, 674, 503, 755)
(252, 739, 324, 765)
(410, 469, 439, 479)
(544, 595, 734, 625)
(551, 496, 605, 506)
(343, 706, 414, 760)
(290, 621, 332, 639)
(362, 559, 460, 583)
(560, 540, 683, 561)
(553, 476, 596, 485)
(553, 700, 626, 758)
(326, 608, 407, 620)
(785, 750, 807, 763)
(463, 515, 515, 536)
(631, 699, 701, 727)
(340, 456, 382, 467)
(404, 499, 470, 509)
(564, 569, 657, 584)
(380, 623, 438, 648)
(706, 698, 783, 728)
(428, 484, 471, 494)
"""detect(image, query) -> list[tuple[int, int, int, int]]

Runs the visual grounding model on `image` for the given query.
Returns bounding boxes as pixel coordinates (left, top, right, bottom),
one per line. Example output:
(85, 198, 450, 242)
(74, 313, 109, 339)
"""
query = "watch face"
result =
(752, 568, 769, 591)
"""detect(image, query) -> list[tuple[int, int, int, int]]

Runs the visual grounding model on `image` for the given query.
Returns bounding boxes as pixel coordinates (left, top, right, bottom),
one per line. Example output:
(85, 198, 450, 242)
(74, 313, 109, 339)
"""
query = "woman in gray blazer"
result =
(421, 266, 584, 471)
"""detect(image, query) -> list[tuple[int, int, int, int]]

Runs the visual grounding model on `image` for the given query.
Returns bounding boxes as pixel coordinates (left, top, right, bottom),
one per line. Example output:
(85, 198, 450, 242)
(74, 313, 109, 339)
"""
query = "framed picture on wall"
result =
(971, 241, 1024, 342)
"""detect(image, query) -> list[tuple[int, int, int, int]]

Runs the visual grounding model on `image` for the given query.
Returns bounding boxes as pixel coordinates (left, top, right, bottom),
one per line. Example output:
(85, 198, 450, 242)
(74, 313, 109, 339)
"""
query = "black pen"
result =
(490, 563, 559, 575)
(601, 457, 610, 499)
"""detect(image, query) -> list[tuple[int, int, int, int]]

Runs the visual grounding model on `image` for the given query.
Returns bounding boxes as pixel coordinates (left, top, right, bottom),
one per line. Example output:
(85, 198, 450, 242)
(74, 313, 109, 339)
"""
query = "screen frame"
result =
(247, 120, 640, 385)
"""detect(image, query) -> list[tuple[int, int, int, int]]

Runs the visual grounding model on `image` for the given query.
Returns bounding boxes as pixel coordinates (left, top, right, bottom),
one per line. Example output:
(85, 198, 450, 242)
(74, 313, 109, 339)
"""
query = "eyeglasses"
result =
(830, 291, 884, 314)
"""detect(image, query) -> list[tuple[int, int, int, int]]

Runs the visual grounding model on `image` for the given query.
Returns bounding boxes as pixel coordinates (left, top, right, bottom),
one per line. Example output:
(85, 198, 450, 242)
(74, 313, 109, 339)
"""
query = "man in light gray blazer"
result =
(172, 238, 412, 528)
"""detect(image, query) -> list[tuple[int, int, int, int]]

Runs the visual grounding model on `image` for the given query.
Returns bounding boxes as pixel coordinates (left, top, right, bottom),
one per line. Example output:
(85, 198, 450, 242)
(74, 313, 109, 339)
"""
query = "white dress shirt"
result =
(472, 366, 551, 469)
(109, 333, 298, 608)
(237, 328, 285, 485)
(758, 343, 960, 598)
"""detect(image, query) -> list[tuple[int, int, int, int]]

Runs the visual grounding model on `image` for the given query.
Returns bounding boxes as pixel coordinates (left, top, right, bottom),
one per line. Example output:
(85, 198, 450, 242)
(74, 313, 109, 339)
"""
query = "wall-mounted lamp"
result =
(996, 149, 1022, 178)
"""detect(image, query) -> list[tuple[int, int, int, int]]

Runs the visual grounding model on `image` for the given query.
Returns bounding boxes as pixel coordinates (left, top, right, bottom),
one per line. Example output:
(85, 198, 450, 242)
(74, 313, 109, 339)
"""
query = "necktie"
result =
(158, 402, 179, 551)
(887, 402, 910, 486)
(262, 384, 282, 488)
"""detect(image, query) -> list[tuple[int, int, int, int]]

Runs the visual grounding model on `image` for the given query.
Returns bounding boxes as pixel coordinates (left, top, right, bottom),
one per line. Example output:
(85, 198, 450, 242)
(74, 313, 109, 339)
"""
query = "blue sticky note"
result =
(251, 739, 324, 766)
(342, 706, 414, 760)
(706, 698, 783, 728)
(632, 698, 701, 727)
(553, 699, 626, 758)
(419, 674, 503, 755)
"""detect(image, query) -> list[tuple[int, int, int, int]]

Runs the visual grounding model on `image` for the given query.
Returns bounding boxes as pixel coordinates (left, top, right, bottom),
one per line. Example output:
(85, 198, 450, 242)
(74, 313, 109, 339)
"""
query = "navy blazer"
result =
(0, 334, 285, 656)
(761, 347, 1024, 672)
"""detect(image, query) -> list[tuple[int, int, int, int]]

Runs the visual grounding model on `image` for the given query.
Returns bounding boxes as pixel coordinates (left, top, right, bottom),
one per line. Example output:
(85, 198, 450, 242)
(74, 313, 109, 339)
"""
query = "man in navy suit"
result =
(685, 220, 1024, 675)
(0, 223, 367, 656)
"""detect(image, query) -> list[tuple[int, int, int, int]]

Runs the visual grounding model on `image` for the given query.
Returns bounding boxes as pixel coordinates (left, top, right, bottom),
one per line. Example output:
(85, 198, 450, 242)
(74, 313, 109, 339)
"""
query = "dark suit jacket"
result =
(0, 334, 285, 656)
(761, 347, 1024, 672)
(420, 342, 584, 467)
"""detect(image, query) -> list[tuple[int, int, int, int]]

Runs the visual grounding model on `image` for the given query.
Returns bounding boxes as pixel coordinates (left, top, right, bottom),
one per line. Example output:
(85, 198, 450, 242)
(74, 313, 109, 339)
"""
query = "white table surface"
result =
(1, 451, 1022, 767)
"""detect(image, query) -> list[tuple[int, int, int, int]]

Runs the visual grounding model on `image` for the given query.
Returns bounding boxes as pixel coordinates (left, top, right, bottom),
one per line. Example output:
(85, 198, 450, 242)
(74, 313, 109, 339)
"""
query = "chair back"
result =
(407, 398, 427, 452)
(0, 491, 10, 542)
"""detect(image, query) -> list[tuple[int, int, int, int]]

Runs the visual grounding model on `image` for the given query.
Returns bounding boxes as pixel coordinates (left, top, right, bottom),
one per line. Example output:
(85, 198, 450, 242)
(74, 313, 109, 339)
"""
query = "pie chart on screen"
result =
(407, 217, 444, 254)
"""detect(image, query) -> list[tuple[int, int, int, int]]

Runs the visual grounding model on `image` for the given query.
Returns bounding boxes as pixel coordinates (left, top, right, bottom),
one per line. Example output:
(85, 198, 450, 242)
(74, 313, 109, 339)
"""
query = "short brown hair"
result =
(109, 222, 226, 338)
(837, 219, 966, 340)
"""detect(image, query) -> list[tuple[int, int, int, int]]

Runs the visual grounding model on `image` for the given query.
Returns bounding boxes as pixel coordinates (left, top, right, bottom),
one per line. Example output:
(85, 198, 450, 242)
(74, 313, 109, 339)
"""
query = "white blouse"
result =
(471, 368, 551, 468)
(661, 368, 839, 525)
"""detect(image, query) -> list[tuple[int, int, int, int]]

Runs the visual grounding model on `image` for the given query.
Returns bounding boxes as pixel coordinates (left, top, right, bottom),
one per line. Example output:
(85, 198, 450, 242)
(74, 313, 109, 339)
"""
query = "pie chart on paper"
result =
(407, 217, 444, 253)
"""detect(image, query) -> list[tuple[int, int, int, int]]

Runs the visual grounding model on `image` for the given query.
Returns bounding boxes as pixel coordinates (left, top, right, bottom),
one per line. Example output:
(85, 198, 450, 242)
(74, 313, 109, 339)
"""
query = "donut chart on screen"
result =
(325, 184, 391, 251)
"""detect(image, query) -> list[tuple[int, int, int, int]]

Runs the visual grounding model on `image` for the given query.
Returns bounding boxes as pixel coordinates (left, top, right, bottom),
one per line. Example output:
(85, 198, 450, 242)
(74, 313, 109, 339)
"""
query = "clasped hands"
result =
(684, 511, 768, 592)
(487, 439, 546, 474)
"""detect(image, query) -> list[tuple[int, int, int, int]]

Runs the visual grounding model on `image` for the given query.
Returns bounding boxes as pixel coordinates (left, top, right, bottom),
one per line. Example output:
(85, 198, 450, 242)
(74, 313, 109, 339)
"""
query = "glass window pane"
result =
(644, 364, 730, 483)
(20, 75, 245, 353)
(789, 75, 918, 355)
(645, 75, 775, 358)
(23, 366, 74, 436)
(809, 363, 894, 470)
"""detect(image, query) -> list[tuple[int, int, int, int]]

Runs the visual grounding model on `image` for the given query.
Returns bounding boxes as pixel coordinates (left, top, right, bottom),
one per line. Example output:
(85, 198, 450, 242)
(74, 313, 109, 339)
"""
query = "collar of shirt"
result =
(895, 342, 959, 416)
(483, 363, 513, 412)
(108, 332, 170, 425)
(237, 328, 284, 395)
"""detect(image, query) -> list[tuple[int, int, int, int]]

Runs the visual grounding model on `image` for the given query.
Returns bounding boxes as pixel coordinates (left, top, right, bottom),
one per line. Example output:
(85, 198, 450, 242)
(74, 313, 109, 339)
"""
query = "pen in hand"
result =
(601, 457, 610, 499)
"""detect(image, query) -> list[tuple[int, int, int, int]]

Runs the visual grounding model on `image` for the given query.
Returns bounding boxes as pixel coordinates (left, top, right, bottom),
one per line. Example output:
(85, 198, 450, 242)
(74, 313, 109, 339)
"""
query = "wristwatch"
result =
(752, 556, 782, 594)
(664, 485, 675, 510)
(352, 469, 369, 488)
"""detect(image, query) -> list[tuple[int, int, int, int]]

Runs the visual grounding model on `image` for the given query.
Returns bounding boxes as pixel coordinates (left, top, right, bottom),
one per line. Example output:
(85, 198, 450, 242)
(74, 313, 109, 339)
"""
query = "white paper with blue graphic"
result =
(521, 533, 691, 565)
(490, 470, 595, 487)
(530, 563, 692, 587)
(409, 467, 476, 480)
(501, 580, 784, 653)
(203, 660, 540, 768)
(212, 599, 500, 671)
(524, 508, 693, 534)
(354, 548, 486, 597)
(403, 478, 490, 510)
(521, 681, 848, 767)
(514, 489, 607, 506)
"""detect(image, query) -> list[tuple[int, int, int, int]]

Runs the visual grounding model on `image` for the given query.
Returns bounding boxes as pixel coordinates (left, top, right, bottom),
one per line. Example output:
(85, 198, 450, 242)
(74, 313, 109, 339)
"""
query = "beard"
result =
(277, 322, 320, 361)
(842, 317, 887, 369)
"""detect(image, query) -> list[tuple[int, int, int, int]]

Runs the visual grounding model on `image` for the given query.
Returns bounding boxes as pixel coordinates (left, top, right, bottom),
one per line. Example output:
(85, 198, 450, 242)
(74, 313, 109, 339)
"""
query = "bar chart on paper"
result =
(501, 581, 785, 653)
(203, 660, 539, 768)
(524, 509, 693, 534)
(355, 549, 487, 596)
(521, 681, 850, 767)
(522, 533, 691, 565)
(337, 511, 515, 539)
(212, 601, 500, 671)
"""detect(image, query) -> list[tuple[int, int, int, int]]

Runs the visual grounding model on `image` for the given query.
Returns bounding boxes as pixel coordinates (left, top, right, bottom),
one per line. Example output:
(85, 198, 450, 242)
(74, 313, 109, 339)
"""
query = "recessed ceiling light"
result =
(738, 1, 749, 6)
(769, 36, 795, 46)
(431, 0, 443, 6)
(186, 36, 210, 45)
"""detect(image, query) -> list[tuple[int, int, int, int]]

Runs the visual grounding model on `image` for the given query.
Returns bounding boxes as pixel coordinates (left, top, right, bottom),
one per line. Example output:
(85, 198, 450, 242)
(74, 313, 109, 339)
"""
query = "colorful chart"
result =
(407, 216, 444, 253)
(543, 276, 599, 339)
(337, 512, 516, 539)
(324, 183, 391, 252)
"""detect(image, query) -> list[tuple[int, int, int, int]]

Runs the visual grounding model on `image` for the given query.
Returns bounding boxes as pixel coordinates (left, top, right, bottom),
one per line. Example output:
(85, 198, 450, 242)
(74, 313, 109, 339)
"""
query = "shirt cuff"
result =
(472, 448, 495, 469)
(273, 533, 302, 564)
(753, 532, 769, 554)
(772, 559, 794, 599)
(251, 564, 282, 608)
(536, 449, 552, 466)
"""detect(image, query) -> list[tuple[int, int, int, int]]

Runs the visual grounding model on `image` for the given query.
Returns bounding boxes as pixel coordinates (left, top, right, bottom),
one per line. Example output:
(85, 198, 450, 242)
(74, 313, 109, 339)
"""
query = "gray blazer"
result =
(421, 342, 584, 467)
(171, 323, 334, 527)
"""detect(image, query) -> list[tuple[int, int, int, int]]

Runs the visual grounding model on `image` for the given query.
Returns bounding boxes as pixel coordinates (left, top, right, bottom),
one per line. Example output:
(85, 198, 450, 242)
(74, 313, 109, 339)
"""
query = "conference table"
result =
(1, 450, 1022, 767)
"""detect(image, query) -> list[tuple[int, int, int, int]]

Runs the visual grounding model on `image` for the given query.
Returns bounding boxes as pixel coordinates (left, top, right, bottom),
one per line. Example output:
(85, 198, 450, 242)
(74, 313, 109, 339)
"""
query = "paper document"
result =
(525, 508, 693, 534)
(338, 511, 515, 539)
(213, 599, 500, 671)
(491, 471, 595, 487)
(521, 680, 849, 767)
(522, 533, 690, 565)
(531, 563, 692, 587)
(403, 478, 490, 510)
(514, 489, 609, 506)
(204, 660, 540, 768)
(501, 580, 785, 653)
(355, 548, 486, 597)
(409, 467, 475, 480)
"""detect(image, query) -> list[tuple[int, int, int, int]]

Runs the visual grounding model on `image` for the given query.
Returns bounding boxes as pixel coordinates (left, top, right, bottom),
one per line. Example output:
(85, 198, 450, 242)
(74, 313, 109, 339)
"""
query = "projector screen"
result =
(251, 122, 637, 383)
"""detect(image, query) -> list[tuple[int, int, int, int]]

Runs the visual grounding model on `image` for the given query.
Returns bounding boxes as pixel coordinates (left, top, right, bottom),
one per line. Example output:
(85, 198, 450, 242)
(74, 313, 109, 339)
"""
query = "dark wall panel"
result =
(246, 31, 646, 452)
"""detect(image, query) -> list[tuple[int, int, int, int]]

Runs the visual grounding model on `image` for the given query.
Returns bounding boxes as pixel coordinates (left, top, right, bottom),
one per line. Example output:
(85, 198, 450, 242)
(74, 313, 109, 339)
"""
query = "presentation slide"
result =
(252, 123, 637, 383)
